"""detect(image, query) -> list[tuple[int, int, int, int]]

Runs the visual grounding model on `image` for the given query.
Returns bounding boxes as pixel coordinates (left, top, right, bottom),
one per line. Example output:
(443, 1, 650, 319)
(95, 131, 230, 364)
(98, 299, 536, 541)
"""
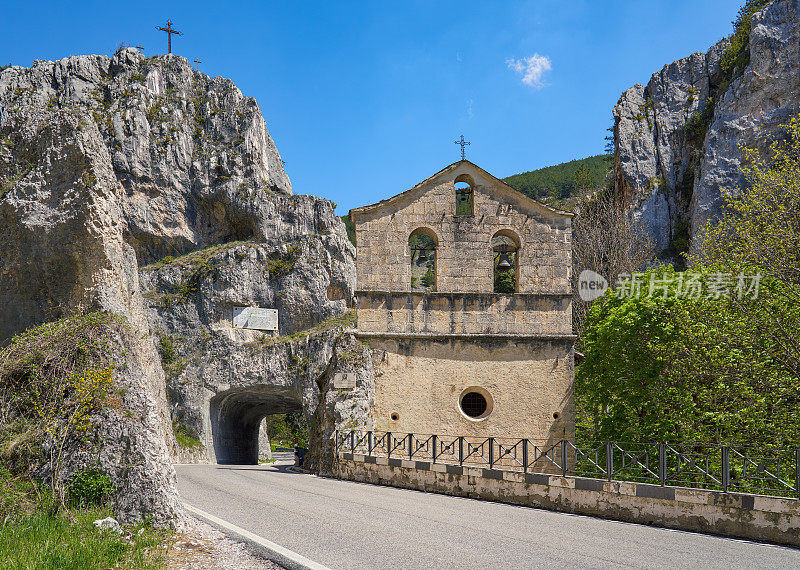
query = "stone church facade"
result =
(349, 160, 575, 442)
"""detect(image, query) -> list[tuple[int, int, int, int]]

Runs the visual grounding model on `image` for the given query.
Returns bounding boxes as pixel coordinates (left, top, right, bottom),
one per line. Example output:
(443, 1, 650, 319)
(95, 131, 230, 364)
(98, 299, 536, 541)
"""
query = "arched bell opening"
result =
(409, 227, 438, 292)
(454, 173, 475, 216)
(492, 230, 521, 293)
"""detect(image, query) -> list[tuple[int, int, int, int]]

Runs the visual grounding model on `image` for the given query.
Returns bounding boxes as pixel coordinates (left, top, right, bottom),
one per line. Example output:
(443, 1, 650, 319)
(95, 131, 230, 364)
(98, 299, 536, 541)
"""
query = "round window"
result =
(459, 388, 493, 420)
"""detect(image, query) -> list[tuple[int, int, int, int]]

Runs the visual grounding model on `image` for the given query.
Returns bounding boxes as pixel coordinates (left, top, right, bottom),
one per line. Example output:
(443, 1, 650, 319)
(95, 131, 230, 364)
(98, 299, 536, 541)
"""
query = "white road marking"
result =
(182, 501, 335, 570)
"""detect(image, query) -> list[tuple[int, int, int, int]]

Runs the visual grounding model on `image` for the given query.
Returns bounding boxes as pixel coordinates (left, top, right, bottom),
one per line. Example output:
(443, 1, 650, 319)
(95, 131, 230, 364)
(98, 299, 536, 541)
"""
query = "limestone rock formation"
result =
(138, 213, 363, 465)
(0, 108, 180, 524)
(0, 48, 291, 264)
(613, 0, 800, 255)
(0, 47, 369, 521)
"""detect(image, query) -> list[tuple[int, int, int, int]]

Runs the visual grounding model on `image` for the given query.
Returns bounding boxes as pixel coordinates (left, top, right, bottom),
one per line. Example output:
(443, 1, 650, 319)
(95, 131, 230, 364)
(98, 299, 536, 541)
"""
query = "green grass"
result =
(0, 507, 169, 569)
(172, 420, 203, 450)
(0, 475, 171, 569)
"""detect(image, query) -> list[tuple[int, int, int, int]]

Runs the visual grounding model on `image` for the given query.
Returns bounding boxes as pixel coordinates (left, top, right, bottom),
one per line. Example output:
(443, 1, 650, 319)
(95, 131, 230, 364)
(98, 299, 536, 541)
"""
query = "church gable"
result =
(350, 160, 572, 295)
(351, 160, 572, 224)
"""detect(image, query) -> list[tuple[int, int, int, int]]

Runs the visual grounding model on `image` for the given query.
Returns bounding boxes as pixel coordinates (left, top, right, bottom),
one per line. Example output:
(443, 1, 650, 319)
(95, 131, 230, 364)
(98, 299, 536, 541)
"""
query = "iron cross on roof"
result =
(157, 20, 182, 54)
(454, 134, 470, 160)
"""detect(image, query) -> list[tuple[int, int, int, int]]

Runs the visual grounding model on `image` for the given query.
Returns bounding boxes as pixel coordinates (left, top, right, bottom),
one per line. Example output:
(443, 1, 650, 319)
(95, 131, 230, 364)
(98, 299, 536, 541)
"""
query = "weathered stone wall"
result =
(366, 336, 574, 441)
(335, 455, 800, 548)
(351, 161, 575, 443)
(351, 162, 572, 294)
(356, 291, 572, 336)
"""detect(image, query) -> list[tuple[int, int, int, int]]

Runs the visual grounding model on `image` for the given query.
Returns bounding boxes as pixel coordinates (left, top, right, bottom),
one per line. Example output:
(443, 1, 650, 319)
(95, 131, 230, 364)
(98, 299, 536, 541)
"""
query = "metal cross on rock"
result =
(454, 135, 470, 160)
(194, 59, 202, 70)
(157, 20, 182, 54)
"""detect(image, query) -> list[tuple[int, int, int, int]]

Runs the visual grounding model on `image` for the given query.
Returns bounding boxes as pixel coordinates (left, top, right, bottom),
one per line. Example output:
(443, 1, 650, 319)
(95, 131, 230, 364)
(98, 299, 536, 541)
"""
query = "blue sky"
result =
(2, 1, 740, 213)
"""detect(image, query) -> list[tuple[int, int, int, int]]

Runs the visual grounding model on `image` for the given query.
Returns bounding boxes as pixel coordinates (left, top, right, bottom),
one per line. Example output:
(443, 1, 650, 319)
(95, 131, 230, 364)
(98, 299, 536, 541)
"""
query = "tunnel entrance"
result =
(209, 386, 303, 464)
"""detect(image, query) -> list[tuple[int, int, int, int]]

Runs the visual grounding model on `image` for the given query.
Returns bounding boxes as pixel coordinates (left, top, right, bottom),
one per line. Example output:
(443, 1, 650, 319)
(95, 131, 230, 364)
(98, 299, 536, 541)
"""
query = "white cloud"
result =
(506, 53, 552, 89)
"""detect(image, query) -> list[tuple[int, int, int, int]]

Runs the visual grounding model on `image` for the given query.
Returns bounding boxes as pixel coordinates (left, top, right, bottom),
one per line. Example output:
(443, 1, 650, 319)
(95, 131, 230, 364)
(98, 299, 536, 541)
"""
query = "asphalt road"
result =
(175, 460, 800, 569)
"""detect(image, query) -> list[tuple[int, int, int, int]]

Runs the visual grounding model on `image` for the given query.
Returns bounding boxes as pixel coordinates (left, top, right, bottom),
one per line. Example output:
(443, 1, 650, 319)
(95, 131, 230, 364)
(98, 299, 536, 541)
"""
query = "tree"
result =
(577, 267, 800, 447)
(578, 112, 800, 448)
(572, 187, 652, 333)
(692, 115, 800, 286)
(691, 113, 800, 380)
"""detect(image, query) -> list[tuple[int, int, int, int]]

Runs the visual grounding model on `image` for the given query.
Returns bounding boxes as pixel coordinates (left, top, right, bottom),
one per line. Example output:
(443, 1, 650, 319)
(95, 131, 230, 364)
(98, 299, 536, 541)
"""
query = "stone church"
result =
(349, 160, 575, 442)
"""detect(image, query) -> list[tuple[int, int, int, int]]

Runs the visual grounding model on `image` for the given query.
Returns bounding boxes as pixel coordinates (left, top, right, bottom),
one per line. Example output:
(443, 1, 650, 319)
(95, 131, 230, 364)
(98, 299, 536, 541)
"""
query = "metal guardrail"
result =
(335, 430, 800, 499)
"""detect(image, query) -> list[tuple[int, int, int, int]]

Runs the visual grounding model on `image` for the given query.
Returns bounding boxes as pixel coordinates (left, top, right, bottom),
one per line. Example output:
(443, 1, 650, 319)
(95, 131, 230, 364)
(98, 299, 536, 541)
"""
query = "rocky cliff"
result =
(0, 108, 180, 524)
(0, 48, 371, 520)
(613, 0, 799, 256)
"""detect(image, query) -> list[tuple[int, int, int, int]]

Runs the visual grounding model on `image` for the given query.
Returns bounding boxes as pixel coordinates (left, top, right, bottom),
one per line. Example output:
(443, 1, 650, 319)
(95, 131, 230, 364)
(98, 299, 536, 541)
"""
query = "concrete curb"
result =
(182, 502, 334, 570)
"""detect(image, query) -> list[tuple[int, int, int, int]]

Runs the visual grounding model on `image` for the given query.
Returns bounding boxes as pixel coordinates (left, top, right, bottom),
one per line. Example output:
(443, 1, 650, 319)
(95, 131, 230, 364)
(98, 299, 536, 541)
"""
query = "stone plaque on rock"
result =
(232, 307, 278, 331)
(332, 372, 356, 389)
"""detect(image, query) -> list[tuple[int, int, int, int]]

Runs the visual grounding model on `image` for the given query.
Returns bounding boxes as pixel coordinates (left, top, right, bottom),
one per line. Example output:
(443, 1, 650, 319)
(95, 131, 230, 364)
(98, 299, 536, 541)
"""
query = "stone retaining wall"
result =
(334, 453, 800, 547)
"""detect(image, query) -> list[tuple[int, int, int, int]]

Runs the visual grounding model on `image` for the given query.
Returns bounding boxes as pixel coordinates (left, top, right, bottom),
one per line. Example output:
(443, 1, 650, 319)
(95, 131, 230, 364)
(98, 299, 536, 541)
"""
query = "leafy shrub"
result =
(172, 421, 202, 449)
(340, 214, 356, 246)
(719, 0, 773, 81)
(685, 98, 714, 147)
(0, 312, 124, 500)
(66, 468, 114, 508)
(578, 267, 800, 446)
(267, 244, 301, 278)
(157, 335, 176, 364)
(0, 466, 171, 568)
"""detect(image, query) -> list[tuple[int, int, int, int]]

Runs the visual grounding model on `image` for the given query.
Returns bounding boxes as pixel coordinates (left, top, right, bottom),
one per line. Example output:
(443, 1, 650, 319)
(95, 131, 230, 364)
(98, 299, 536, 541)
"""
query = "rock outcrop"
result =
(138, 224, 363, 465)
(1, 48, 291, 264)
(1, 47, 372, 498)
(613, 0, 800, 255)
(0, 108, 180, 524)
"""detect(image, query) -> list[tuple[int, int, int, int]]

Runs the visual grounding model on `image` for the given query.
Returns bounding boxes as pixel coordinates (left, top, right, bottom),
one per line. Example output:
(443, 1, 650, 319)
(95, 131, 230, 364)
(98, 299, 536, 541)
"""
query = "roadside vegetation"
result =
(265, 412, 309, 448)
(0, 470, 170, 569)
(0, 313, 174, 568)
(577, 112, 800, 448)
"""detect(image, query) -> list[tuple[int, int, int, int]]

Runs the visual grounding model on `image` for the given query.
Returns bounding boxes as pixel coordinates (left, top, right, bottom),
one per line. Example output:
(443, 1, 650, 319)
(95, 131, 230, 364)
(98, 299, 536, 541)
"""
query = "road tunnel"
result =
(209, 386, 303, 464)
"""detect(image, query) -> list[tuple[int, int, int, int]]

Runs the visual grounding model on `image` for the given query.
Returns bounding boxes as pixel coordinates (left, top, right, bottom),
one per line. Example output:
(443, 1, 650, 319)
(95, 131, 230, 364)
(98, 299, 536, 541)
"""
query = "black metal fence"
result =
(335, 430, 800, 499)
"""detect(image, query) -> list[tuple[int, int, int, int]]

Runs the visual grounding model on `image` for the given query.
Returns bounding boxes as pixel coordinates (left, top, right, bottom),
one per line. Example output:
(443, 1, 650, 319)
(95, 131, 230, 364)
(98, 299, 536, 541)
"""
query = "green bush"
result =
(66, 468, 114, 508)
(0, 469, 171, 569)
(719, 0, 773, 81)
(157, 334, 176, 364)
(685, 98, 714, 147)
(172, 420, 203, 449)
(267, 244, 301, 278)
(578, 266, 800, 447)
(340, 214, 356, 246)
(0, 312, 123, 501)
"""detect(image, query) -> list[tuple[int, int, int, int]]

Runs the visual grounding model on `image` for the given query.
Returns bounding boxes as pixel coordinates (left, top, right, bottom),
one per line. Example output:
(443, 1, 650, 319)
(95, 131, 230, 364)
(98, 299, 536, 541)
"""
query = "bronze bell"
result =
(497, 252, 512, 270)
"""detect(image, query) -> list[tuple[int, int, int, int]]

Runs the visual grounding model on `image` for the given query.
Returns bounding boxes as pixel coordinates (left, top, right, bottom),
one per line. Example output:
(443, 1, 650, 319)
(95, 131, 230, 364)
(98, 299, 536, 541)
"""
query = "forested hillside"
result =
(503, 155, 610, 203)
